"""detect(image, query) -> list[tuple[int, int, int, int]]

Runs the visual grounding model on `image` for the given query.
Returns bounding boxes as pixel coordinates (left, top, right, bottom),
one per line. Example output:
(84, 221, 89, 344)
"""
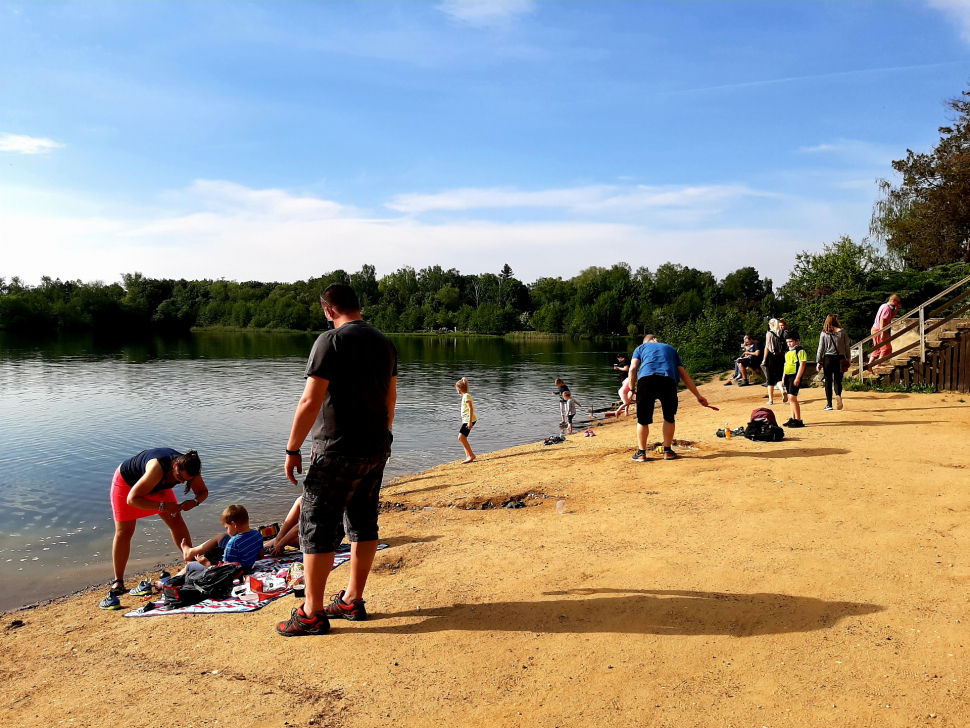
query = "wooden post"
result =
(960, 331, 970, 394)
(919, 307, 926, 363)
(949, 343, 956, 392)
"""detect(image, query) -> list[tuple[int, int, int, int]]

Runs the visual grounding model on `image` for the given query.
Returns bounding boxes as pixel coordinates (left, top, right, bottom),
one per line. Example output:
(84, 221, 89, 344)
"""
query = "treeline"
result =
(3, 248, 969, 372)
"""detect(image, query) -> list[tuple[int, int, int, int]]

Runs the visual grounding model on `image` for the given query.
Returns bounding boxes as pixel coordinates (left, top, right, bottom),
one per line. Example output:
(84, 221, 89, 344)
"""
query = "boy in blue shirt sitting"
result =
(181, 504, 264, 572)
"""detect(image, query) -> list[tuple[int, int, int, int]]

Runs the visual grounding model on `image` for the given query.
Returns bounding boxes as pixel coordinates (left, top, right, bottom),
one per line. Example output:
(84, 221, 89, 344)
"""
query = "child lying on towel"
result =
(179, 504, 264, 573)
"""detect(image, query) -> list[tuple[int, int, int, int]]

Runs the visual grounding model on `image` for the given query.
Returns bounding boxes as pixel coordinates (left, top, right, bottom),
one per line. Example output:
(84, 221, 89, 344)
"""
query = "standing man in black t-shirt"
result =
(276, 284, 398, 637)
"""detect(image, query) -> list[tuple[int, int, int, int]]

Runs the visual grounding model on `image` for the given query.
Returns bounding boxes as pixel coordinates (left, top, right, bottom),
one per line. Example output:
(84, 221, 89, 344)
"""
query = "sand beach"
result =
(2, 380, 968, 728)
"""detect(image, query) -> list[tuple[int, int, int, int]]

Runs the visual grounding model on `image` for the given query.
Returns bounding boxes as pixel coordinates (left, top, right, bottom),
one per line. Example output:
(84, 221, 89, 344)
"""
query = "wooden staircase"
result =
(863, 319, 970, 392)
(849, 274, 970, 393)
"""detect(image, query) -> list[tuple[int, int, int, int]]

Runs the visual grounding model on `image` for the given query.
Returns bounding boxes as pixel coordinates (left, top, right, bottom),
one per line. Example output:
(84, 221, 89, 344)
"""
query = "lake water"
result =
(0, 330, 634, 611)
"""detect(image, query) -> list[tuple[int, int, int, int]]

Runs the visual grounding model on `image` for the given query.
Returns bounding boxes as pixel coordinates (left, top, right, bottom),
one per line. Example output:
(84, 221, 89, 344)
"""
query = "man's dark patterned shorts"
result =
(300, 449, 390, 554)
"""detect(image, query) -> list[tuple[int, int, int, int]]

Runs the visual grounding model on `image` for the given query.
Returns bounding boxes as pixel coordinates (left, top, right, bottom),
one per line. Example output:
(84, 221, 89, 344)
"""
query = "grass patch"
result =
(841, 376, 937, 393)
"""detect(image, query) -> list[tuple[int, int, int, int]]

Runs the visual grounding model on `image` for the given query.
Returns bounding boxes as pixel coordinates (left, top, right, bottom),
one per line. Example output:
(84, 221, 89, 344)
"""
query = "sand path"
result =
(1, 381, 968, 727)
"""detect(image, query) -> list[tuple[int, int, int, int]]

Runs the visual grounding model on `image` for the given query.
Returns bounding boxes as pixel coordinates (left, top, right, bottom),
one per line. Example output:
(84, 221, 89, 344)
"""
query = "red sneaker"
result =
(276, 606, 330, 636)
(323, 590, 367, 621)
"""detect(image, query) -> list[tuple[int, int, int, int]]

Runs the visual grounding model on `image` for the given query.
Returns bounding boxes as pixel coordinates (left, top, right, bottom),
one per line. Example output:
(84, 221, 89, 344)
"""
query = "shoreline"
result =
(3, 381, 969, 728)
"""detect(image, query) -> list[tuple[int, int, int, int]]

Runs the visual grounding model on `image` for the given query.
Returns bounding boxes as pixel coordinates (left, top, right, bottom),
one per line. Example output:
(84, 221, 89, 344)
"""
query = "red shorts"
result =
(110, 468, 178, 522)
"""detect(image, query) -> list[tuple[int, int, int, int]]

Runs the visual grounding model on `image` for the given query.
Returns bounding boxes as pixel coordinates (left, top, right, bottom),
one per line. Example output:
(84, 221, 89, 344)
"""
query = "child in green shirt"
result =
(783, 332, 808, 428)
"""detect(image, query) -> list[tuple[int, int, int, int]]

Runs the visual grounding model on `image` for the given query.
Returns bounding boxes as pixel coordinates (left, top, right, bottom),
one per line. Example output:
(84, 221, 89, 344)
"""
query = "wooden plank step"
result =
(939, 331, 960, 340)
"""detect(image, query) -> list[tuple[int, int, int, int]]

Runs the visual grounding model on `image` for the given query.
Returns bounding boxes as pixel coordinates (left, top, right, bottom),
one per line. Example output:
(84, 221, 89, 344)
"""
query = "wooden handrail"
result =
(864, 301, 970, 368)
(850, 273, 970, 353)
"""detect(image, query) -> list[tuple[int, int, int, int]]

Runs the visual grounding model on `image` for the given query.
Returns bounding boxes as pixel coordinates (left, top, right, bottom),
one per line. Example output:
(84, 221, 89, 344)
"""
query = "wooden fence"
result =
(889, 330, 970, 393)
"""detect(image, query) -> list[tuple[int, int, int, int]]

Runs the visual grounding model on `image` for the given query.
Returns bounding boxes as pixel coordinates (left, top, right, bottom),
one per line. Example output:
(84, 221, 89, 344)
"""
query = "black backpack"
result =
(161, 563, 244, 609)
(743, 420, 785, 442)
(743, 407, 785, 442)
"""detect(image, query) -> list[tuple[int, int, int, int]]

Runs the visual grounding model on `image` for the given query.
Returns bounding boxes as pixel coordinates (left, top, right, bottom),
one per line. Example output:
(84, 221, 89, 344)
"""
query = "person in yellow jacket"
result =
(456, 377, 477, 464)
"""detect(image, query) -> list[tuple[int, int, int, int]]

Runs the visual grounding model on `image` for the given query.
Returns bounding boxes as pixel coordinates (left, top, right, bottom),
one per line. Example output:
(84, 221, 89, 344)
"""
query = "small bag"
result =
(840, 358, 851, 373)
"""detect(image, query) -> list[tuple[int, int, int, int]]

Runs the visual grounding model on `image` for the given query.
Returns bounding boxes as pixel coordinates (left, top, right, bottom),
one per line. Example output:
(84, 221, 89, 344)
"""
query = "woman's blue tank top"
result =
(119, 448, 182, 492)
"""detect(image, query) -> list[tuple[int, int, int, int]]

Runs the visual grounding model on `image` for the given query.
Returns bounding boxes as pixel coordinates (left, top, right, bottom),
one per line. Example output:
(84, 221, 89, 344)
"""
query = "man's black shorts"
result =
(300, 448, 390, 554)
(636, 375, 679, 425)
(783, 373, 801, 397)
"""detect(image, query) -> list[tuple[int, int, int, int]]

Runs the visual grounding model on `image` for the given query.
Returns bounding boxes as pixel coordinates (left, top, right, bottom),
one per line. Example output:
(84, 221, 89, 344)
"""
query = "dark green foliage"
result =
(6, 246, 968, 378)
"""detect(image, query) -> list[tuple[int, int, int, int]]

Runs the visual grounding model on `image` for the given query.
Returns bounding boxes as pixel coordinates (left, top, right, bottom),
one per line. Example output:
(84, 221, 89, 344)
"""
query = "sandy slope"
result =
(1, 380, 968, 728)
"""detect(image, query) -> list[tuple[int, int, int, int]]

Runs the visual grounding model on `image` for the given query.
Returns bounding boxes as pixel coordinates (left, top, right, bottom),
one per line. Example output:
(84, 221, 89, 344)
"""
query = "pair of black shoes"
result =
(783, 418, 805, 428)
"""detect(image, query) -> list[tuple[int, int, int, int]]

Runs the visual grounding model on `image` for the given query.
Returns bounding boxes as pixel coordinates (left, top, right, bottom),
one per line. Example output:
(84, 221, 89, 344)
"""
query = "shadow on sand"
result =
(694, 447, 850, 459)
(389, 480, 474, 497)
(353, 587, 883, 637)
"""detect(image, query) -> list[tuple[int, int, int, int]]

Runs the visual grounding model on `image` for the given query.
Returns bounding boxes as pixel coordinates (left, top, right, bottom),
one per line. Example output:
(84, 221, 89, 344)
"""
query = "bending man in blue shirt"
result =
(629, 334, 709, 462)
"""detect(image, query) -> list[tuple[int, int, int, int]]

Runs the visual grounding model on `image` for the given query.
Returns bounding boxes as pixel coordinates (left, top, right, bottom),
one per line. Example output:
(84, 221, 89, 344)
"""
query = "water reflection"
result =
(0, 330, 633, 610)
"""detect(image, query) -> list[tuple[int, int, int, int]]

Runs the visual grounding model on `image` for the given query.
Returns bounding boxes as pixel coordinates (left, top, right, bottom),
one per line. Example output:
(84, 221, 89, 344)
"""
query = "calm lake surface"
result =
(0, 330, 634, 611)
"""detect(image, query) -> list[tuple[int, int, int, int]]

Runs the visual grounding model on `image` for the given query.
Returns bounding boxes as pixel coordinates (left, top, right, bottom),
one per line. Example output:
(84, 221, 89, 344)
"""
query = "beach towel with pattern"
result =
(124, 545, 386, 617)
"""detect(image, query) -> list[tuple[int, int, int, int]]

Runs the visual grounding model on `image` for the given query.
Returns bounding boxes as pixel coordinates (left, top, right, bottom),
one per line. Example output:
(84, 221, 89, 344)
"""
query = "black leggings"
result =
(822, 354, 844, 406)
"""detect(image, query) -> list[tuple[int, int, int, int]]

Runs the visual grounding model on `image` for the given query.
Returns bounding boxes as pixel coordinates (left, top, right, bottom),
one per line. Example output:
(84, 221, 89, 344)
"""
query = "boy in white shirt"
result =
(456, 377, 477, 464)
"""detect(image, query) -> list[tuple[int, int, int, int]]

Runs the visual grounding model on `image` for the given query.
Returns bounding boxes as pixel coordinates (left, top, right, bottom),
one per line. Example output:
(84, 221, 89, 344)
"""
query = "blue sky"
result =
(2, 0, 969, 285)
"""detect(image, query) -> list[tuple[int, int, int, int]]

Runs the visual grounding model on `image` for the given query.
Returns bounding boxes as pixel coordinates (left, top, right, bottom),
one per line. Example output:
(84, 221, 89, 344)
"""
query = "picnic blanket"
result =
(124, 545, 386, 617)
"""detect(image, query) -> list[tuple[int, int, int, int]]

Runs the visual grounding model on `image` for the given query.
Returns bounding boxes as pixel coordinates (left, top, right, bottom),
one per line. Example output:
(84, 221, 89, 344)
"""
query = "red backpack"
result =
(750, 407, 777, 427)
(744, 407, 784, 441)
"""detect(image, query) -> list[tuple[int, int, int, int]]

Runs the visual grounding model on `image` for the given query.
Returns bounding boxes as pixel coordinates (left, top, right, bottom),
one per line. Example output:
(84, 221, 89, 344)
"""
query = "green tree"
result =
(870, 84, 970, 267)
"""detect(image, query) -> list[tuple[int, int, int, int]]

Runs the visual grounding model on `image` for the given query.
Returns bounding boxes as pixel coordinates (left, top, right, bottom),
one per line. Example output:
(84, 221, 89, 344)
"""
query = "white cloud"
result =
(437, 0, 536, 27)
(797, 139, 896, 167)
(387, 184, 766, 214)
(158, 179, 350, 219)
(0, 133, 65, 155)
(0, 179, 857, 287)
(927, 0, 970, 43)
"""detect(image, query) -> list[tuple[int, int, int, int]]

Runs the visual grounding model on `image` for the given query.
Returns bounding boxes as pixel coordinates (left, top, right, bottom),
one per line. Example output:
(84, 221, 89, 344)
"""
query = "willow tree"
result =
(870, 85, 970, 267)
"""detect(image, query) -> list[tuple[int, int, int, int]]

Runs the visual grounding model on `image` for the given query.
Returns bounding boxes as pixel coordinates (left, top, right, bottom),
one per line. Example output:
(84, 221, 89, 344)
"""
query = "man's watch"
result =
(286, 449, 301, 457)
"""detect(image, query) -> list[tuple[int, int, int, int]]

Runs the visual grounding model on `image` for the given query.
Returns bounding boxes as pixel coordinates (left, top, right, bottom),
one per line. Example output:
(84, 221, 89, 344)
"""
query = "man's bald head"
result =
(643, 334, 657, 343)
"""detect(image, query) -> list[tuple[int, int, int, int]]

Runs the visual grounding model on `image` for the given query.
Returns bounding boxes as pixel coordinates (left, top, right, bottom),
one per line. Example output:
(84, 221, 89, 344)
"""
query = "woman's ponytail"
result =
(174, 450, 201, 493)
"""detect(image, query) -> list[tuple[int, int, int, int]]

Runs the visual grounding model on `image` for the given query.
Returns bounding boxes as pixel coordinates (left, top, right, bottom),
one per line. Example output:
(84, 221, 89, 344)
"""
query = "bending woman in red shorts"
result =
(99, 448, 208, 610)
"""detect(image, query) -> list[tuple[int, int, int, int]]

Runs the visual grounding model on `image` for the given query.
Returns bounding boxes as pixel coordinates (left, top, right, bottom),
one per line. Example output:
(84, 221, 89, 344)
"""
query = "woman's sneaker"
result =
(276, 606, 330, 637)
(323, 590, 367, 621)
(835, 395, 843, 410)
(129, 580, 153, 597)
(788, 419, 805, 428)
(98, 594, 123, 610)
(823, 405, 834, 411)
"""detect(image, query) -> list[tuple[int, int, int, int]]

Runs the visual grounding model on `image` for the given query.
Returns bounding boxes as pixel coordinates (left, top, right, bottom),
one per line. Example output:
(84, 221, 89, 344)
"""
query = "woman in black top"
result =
(761, 319, 787, 405)
(100, 448, 208, 610)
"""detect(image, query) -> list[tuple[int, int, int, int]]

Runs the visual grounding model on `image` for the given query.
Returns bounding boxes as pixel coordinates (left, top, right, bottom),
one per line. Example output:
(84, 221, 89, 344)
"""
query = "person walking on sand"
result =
(816, 314, 851, 411)
(277, 284, 397, 637)
(783, 331, 808, 428)
(99, 448, 208, 610)
(628, 335, 709, 462)
(867, 294, 902, 367)
(456, 377, 477, 464)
